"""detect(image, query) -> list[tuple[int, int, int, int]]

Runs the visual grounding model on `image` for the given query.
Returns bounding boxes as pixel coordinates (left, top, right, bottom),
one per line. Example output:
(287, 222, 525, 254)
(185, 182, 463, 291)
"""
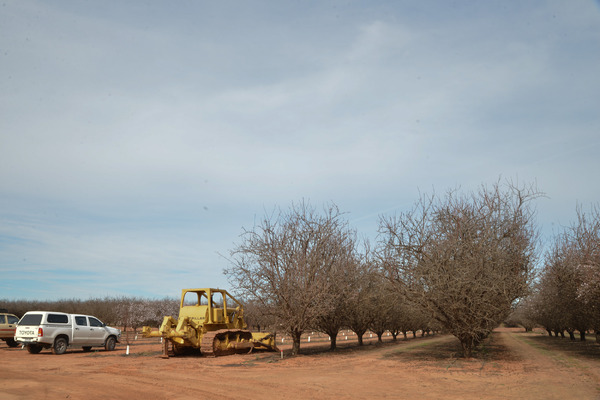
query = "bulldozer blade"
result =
(251, 332, 279, 352)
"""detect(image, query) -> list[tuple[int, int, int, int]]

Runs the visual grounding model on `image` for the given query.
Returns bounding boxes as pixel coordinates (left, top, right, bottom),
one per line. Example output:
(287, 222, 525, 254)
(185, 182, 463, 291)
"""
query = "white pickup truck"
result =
(15, 311, 121, 355)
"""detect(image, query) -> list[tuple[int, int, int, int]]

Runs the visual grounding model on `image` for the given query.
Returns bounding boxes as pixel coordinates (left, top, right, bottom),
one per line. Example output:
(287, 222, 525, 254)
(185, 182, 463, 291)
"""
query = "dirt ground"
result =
(1, 327, 599, 400)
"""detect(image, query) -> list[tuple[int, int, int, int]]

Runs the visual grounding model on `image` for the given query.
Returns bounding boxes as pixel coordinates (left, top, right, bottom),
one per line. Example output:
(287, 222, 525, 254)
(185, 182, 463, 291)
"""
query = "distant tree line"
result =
(0, 297, 179, 344)
(225, 181, 543, 358)
(508, 205, 600, 342)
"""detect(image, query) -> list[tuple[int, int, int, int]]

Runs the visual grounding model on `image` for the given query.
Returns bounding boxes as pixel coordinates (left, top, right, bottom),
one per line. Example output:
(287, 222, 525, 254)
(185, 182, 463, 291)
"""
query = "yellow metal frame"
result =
(141, 288, 278, 357)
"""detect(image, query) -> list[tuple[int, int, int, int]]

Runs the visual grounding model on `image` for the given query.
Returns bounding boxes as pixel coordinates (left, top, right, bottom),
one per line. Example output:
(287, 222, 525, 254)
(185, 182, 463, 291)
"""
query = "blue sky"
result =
(1, 1, 599, 301)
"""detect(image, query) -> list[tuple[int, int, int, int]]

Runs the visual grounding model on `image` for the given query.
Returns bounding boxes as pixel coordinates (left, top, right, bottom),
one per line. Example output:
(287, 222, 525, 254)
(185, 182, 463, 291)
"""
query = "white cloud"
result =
(1, 1, 599, 299)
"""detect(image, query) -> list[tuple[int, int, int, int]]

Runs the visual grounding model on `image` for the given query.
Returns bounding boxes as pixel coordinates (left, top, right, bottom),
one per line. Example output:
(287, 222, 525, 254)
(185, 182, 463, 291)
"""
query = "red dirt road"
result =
(1, 328, 598, 399)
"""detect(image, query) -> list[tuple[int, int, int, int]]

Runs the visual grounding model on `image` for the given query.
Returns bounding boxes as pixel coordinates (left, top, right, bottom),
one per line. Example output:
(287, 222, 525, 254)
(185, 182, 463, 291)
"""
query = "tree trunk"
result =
(403, 331, 408, 340)
(291, 330, 302, 356)
(460, 338, 473, 358)
(391, 332, 398, 341)
(329, 333, 338, 351)
(546, 329, 552, 337)
(376, 332, 383, 343)
(412, 331, 417, 338)
(579, 330, 586, 341)
(567, 330, 576, 341)
(351, 328, 367, 346)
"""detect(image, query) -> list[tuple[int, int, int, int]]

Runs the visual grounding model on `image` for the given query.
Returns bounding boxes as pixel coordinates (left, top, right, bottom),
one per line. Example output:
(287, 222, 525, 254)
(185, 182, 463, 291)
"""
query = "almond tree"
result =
(224, 201, 356, 355)
(342, 245, 378, 346)
(505, 296, 536, 332)
(113, 297, 148, 344)
(388, 298, 426, 340)
(237, 297, 276, 332)
(368, 276, 395, 343)
(540, 239, 591, 340)
(532, 205, 599, 341)
(379, 182, 540, 357)
(148, 297, 180, 326)
(530, 280, 565, 337)
(313, 244, 359, 351)
(345, 277, 375, 346)
(570, 205, 600, 341)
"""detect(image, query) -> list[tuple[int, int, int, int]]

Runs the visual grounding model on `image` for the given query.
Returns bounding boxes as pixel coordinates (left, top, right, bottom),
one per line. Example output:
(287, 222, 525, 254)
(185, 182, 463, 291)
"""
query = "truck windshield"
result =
(18, 314, 43, 326)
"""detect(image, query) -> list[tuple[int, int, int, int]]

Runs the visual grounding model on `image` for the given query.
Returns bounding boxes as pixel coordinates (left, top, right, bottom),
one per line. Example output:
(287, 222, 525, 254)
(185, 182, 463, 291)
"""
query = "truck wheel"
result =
(105, 336, 116, 351)
(52, 337, 68, 355)
(27, 344, 43, 354)
(6, 338, 19, 348)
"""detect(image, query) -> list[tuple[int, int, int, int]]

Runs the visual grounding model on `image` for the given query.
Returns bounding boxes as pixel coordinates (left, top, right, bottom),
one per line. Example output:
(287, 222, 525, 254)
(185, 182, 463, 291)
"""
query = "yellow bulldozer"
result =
(142, 288, 278, 358)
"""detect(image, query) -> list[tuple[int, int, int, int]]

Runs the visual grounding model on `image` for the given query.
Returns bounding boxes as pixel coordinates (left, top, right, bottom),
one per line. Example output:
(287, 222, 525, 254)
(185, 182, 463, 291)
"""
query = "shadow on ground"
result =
(525, 334, 600, 361)
(385, 332, 521, 363)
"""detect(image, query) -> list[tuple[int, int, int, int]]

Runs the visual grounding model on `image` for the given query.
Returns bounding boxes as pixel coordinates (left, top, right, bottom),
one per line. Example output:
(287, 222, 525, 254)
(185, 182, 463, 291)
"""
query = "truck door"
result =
(87, 317, 106, 344)
(0, 315, 6, 336)
(73, 315, 90, 344)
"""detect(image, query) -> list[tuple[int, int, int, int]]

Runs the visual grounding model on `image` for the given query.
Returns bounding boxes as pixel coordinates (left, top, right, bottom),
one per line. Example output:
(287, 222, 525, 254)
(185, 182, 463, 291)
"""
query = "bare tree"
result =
(143, 297, 179, 327)
(2, 296, 178, 333)
(388, 297, 426, 340)
(313, 245, 359, 351)
(541, 238, 591, 340)
(224, 201, 356, 355)
(379, 181, 540, 357)
(367, 276, 396, 344)
(570, 205, 600, 341)
(237, 297, 276, 332)
(535, 205, 600, 341)
(505, 297, 537, 332)
(344, 247, 378, 346)
(530, 279, 565, 337)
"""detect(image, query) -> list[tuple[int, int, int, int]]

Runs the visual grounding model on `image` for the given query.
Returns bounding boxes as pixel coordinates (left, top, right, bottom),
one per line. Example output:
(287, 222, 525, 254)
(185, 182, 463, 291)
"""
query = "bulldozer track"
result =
(200, 329, 254, 357)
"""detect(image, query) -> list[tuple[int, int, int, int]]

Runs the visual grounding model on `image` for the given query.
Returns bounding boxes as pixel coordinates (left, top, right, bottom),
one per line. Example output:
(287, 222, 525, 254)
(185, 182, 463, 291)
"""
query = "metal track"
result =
(200, 329, 253, 357)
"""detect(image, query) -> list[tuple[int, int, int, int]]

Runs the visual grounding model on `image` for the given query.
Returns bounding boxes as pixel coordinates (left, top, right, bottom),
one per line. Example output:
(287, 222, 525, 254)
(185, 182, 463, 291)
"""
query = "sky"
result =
(1, 1, 599, 301)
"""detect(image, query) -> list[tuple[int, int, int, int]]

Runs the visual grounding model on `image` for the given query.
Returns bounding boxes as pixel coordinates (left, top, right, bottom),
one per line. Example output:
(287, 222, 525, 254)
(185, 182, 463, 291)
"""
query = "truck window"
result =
(89, 317, 103, 327)
(7, 315, 18, 324)
(0, 315, 5, 324)
(75, 316, 88, 326)
(18, 314, 43, 326)
(47, 314, 69, 324)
